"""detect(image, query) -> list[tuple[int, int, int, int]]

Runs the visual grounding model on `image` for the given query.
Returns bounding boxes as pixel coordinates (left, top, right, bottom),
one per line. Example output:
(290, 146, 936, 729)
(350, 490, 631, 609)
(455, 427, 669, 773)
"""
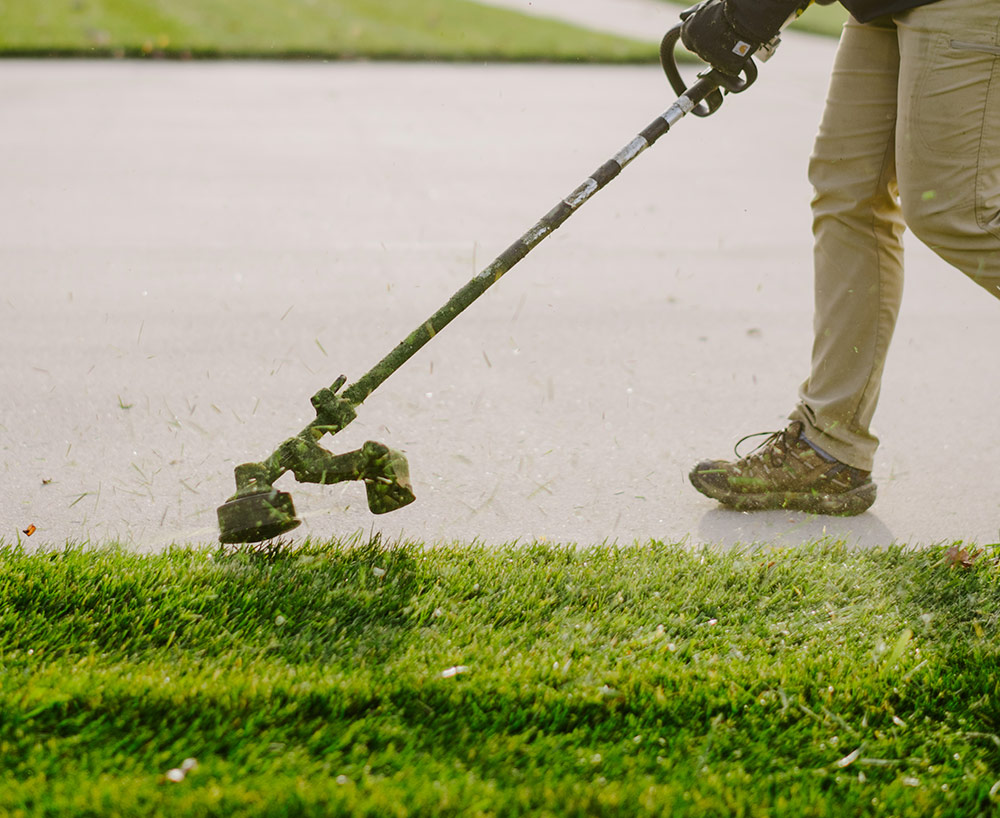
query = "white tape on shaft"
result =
(613, 135, 649, 168)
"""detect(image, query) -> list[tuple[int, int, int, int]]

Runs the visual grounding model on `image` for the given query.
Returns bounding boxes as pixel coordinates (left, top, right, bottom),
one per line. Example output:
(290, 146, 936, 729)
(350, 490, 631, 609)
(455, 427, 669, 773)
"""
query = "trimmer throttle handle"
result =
(659, 23, 758, 118)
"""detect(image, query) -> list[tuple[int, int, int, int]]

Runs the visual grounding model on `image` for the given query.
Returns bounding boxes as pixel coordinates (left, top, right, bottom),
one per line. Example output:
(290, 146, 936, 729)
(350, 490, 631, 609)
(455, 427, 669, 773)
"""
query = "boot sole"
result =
(689, 472, 877, 517)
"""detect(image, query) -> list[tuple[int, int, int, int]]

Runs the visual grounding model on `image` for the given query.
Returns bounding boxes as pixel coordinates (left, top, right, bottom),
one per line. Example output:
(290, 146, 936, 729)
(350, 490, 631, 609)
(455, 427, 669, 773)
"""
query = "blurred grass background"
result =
(0, 0, 846, 60)
(0, 0, 653, 60)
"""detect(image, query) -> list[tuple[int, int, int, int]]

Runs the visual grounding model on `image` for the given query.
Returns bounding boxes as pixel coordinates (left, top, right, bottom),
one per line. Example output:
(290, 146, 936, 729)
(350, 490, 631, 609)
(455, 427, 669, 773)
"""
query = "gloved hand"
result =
(679, 0, 761, 77)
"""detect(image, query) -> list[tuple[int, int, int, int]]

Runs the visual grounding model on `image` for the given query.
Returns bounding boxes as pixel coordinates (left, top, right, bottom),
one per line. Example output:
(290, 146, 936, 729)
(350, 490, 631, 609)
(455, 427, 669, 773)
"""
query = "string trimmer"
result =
(216, 16, 782, 544)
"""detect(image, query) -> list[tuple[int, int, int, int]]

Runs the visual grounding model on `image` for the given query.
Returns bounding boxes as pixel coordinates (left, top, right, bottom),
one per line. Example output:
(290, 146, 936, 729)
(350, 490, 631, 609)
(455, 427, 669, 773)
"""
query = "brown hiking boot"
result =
(689, 421, 876, 516)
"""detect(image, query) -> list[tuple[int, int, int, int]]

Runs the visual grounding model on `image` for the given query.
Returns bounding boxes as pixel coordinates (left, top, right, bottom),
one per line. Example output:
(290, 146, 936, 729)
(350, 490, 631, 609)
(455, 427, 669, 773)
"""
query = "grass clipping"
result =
(2, 539, 1000, 815)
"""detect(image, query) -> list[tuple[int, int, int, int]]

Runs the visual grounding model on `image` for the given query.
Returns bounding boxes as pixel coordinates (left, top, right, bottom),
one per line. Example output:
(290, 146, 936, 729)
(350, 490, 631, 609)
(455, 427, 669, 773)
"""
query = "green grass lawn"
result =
(2, 538, 999, 815)
(0, 0, 653, 60)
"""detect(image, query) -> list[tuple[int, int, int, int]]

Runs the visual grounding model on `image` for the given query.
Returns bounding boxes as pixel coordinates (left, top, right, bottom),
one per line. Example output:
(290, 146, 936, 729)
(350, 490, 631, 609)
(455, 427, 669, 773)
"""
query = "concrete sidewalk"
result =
(1, 28, 997, 551)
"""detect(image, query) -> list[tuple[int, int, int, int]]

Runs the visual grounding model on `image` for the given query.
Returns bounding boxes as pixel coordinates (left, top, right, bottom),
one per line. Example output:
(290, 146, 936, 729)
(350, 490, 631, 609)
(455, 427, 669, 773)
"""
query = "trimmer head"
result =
(216, 425, 415, 543)
(217, 488, 301, 544)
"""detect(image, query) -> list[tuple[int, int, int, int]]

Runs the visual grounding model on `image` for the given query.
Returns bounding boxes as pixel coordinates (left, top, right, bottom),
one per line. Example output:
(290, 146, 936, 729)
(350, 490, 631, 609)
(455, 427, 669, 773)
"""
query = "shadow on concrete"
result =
(695, 507, 897, 550)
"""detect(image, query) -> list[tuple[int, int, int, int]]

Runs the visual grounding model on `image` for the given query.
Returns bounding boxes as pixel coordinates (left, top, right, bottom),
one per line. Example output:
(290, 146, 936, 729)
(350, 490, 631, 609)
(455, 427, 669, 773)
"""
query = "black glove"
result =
(680, 0, 810, 76)
(680, 0, 761, 77)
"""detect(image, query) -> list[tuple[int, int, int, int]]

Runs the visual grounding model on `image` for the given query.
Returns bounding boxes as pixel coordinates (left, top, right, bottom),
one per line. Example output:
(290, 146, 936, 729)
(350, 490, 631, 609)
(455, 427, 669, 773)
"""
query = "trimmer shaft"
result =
(216, 22, 760, 544)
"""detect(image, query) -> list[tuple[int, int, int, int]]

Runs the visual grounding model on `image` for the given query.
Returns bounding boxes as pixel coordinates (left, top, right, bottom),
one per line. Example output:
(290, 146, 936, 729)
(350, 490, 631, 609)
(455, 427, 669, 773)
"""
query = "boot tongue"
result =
(790, 422, 839, 463)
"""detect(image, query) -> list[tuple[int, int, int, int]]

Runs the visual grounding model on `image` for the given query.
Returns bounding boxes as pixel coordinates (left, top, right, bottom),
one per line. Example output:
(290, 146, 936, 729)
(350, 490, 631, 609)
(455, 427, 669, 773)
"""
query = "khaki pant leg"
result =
(790, 18, 905, 471)
(894, 0, 1000, 295)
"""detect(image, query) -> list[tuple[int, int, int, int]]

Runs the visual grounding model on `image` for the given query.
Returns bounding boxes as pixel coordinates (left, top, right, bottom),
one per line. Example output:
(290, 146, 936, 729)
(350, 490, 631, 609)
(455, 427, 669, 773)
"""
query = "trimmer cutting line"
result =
(216, 18, 779, 544)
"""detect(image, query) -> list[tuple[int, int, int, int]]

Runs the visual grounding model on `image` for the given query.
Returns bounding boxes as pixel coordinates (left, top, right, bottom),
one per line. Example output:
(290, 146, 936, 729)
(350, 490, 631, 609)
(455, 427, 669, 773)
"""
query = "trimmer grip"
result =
(659, 23, 758, 118)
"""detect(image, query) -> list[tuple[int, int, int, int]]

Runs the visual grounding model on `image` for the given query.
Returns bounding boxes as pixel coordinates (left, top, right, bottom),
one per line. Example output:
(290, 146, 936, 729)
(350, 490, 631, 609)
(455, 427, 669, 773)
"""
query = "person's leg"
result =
(894, 0, 1000, 297)
(689, 1, 1000, 515)
(688, 19, 899, 515)
(788, 16, 905, 472)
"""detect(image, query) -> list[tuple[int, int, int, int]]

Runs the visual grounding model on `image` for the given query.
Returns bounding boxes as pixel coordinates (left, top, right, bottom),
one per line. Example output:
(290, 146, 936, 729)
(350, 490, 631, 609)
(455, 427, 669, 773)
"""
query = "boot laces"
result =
(733, 429, 790, 466)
